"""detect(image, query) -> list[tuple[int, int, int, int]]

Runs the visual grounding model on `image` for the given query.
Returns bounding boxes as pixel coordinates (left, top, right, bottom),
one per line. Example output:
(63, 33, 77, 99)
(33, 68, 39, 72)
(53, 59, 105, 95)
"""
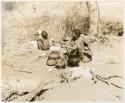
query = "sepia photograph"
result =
(1, 0, 124, 102)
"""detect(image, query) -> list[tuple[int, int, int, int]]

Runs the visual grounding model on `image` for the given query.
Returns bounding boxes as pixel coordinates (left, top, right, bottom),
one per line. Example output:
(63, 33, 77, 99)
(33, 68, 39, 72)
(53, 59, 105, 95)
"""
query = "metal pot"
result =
(67, 54, 81, 67)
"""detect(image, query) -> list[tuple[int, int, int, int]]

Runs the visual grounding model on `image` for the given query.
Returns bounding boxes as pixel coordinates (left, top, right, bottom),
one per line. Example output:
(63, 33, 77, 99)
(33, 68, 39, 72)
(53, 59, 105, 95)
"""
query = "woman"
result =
(67, 29, 92, 65)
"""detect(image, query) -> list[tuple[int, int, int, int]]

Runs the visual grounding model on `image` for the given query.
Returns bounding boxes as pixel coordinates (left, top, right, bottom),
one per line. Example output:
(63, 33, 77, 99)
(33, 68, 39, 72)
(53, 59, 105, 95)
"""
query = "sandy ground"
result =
(1, 36, 123, 101)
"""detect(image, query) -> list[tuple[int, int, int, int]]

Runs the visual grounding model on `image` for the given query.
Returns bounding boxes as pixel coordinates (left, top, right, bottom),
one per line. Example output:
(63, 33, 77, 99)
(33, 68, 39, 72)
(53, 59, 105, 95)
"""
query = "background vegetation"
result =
(1, 1, 123, 59)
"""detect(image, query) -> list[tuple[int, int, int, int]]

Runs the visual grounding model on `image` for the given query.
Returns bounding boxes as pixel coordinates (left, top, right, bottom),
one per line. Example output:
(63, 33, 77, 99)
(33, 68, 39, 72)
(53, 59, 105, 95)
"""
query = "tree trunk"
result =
(86, 1, 100, 38)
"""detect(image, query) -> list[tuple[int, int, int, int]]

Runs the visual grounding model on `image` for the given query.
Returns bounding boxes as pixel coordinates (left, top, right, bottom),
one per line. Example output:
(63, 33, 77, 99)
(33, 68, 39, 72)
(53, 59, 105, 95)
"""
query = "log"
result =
(14, 80, 55, 102)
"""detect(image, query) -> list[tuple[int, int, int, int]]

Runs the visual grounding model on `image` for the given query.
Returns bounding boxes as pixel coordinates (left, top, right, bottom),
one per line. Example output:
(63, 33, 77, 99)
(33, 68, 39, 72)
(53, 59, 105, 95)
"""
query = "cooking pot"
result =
(46, 59, 58, 66)
(48, 52, 60, 59)
(67, 54, 81, 67)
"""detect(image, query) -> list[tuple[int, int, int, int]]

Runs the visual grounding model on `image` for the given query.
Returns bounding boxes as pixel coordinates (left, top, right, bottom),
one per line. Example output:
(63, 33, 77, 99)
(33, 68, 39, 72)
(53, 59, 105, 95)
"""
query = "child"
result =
(36, 30, 50, 50)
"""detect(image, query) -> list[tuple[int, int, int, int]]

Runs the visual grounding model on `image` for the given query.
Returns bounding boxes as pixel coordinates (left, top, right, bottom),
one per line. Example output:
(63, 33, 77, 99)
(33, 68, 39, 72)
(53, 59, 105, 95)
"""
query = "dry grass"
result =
(1, 1, 123, 59)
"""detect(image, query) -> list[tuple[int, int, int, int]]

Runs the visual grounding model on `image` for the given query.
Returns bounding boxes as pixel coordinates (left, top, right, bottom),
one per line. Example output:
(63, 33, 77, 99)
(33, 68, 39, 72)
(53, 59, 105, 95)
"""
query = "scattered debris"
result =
(58, 73, 69, 83)
(58, 66, 93, 83)
(69, 67, 93, 80)
(57, 66, 123, 90)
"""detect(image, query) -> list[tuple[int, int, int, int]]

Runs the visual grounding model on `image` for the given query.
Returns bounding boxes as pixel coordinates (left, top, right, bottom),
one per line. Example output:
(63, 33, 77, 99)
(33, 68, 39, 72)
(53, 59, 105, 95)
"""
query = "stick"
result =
(110, 83, 123, 89)
(3, 62, 13, 68)
(3, 91, 29, 101)
(96, 75, 109, 86)
(13, 69, 32, 73)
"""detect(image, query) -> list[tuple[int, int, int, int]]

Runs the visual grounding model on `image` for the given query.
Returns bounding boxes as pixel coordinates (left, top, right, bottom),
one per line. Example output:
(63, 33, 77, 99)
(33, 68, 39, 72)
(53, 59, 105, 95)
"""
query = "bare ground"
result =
(2, 36, 123, 101)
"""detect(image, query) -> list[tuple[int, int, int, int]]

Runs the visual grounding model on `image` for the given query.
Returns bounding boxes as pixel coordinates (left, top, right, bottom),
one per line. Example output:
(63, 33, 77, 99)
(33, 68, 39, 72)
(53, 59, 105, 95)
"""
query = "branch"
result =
(14, 80, 55, 101)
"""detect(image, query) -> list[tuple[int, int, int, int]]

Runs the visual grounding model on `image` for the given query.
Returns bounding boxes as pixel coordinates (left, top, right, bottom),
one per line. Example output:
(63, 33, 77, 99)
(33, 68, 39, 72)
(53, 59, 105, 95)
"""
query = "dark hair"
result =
(72, 29, 81, 37)
(42, 30, 48, 39)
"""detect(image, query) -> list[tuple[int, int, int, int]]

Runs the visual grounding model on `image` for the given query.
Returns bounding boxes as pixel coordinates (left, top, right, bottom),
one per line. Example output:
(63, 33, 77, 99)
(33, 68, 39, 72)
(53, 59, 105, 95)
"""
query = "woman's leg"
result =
(37, 41, 44, 50)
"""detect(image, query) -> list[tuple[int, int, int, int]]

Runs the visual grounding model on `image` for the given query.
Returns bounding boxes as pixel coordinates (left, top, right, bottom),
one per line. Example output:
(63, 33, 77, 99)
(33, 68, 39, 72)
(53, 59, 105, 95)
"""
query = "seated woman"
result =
(36, 30, 50, 50)
(67, 29, 92, 66)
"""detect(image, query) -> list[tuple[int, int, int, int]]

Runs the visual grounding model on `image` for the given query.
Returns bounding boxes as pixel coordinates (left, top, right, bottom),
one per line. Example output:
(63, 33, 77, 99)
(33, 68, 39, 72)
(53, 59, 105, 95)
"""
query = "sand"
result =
(1, 36, 123, 101)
